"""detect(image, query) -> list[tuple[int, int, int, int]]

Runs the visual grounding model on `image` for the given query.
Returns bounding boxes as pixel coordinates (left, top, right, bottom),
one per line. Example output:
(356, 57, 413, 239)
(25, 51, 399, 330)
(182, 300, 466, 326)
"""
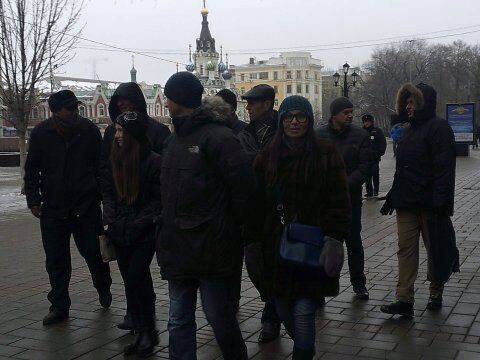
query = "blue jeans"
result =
(168, 278, 247, 360)
(275, 298, 318, 350)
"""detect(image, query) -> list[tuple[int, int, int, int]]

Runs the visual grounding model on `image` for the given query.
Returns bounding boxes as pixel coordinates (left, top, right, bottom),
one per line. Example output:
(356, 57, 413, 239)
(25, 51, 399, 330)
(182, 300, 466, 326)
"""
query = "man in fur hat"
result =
(380, 83, 458, 317)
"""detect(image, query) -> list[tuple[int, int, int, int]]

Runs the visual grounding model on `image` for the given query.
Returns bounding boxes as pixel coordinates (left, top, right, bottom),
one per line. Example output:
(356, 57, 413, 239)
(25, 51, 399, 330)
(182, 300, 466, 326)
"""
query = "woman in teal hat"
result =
(253, 95, 351, 359)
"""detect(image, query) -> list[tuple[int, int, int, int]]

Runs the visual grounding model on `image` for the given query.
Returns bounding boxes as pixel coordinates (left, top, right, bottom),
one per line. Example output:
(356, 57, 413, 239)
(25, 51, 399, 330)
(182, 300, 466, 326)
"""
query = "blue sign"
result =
(446, 103, 475, 144)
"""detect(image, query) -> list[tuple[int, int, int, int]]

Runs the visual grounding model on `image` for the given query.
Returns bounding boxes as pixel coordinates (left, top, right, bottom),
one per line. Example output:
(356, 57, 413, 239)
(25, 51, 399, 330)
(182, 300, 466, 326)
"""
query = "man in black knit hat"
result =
(156, 72, 254, 360)
(317, 97, 373, 301)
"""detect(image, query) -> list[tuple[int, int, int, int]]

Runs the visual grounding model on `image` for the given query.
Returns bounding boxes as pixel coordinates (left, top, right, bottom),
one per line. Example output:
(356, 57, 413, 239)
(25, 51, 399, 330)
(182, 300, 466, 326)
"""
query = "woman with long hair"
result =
(253, 96, 351, 359)
(101, 111, 161, 357)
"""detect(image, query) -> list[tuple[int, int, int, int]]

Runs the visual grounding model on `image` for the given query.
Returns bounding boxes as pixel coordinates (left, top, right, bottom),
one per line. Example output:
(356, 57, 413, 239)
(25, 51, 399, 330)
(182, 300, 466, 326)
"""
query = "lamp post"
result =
(333, 62, 358, 98)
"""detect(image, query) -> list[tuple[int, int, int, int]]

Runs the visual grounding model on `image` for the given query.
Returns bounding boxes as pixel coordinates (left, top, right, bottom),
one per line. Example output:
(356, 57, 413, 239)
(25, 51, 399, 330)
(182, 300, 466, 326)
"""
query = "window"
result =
(273, 71, 278, 80)
(241, 74, 245, 82)
(287, 85, 292, 94)
(286, 71, 292, 79)
(306, 84, 309, 94)
(156, 104, 160, 116)
(249, 73, 257, 80)
(314, 72, 318, 80)
(274, 99, 279, 107)
(259, 72, 269, 80)
(296, 70, 302, 79)
(305, 70, 309, 79)
(97, 104, 105, 117)
(241, 87, 245, 94)
(31, 107, 39, 119)
(79, 106, 86, 117)
(296, 84, 302, 94)
(200, 65, 204, 75)
(274, 86, 278, 94)
(315, 85, 319, 94)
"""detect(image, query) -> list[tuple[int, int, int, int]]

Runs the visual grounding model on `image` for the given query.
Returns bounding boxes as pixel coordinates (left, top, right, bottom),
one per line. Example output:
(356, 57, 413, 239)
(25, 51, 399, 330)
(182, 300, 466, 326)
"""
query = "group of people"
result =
(24, 72, 459, 359)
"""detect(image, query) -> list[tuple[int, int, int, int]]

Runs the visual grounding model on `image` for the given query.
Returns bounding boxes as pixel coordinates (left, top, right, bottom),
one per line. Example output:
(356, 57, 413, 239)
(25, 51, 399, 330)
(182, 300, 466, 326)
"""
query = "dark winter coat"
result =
(254, 138, 351, 300)
(100, 82, 171, 179)
(101, 144, 161, 247)
(238, 110, 278, 161)
(24, 116, 102, 219)
(156, 97, 256, 280)
(364, 125, 387, 162)
(390, 83, 456, 215)
(316, 123, 373, 206)
(230, 113, 247, 135)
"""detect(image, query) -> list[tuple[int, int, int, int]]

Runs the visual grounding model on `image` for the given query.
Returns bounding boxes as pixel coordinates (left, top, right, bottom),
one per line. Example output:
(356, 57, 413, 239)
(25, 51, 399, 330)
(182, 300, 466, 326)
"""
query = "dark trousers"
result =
(168, 277, 247, 360)
(261, 298, 280, 324)
(365, 161, 380, 196)
(115, 240, 156, 329)
(229, 258, 243, 311)
(344, 204, 366, 288)
(40, 208, 111, 313)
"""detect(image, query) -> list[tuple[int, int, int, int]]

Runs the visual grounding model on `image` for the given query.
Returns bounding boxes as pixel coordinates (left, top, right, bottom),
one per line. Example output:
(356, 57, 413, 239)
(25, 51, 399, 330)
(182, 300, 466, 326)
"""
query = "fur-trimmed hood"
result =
(396, 82, 437, 122)
(172, 96, 232, 135)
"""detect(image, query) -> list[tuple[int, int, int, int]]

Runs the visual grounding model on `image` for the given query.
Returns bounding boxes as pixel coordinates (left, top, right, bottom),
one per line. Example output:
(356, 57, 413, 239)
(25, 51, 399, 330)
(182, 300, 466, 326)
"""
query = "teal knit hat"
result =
(278, 95, 314, 128)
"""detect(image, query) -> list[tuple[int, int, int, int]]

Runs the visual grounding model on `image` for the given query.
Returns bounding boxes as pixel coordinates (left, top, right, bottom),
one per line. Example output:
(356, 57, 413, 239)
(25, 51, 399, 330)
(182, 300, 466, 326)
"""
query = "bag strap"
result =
(275, 181, 286, 225)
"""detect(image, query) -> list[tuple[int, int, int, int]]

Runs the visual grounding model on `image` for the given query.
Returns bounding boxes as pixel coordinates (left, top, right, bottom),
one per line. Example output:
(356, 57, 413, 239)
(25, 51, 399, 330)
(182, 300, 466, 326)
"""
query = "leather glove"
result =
(319, 236, 344, 278)
(380, 193, 394, 215)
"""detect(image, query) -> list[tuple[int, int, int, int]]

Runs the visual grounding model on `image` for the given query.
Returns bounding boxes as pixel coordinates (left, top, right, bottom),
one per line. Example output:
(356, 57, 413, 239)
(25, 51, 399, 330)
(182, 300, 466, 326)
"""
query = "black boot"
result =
(136, 315, 159, 358)
(117, 312, 134, 331)
(123, 315, 141, 355)
(292, 346, 315, 360)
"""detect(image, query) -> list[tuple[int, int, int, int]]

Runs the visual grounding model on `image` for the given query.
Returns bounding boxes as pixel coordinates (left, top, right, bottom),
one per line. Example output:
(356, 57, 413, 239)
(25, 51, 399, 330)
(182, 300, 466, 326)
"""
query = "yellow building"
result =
(232, 52, 324, 122)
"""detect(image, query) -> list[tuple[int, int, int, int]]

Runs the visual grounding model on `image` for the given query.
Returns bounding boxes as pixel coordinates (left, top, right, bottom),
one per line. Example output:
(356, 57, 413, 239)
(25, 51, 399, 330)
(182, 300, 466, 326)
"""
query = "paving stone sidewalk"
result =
(0, 146, 480, 360)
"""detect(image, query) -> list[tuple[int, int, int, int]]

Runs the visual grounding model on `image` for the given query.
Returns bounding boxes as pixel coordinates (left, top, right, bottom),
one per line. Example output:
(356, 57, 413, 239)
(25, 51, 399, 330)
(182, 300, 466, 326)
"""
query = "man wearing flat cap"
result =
(362, 114, 387, 198)
(238, 84, 282, 343)
(24, 90, 112, 326)
(317, 97, 373, 301)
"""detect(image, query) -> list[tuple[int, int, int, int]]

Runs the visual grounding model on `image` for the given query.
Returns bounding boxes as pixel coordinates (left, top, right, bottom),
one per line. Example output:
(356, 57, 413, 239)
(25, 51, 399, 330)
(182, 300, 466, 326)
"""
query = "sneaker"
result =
(364, 194, 373, 199)
(98, 288, 112, 308)
(426, 294, 443, 310)
(380, 300, 414, 317)
(43, 310, 69, 326)
(353, 286, 370, 300)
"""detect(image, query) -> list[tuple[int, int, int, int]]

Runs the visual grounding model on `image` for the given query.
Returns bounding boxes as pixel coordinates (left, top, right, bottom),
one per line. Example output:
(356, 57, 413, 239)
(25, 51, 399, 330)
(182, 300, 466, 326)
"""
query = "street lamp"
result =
(333, 61, 358, 98)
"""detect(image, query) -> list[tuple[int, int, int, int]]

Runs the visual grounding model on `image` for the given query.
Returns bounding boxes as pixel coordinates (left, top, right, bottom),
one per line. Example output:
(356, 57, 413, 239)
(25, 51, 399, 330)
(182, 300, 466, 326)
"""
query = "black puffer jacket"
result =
(157, 97, 256, 279)
(101, 143, 161, 246)
(316, 123, 373, 205)
(364, 125, 387, 162)
(24, 116, 102, 219)
(100, 82, 171, 172)
(238, 110, 278, 161)
(390, 83, 456, 215)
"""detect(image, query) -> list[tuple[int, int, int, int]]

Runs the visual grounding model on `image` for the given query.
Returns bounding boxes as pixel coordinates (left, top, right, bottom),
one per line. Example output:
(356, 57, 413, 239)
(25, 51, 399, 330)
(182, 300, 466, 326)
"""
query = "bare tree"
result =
(0, 0, 83, 190)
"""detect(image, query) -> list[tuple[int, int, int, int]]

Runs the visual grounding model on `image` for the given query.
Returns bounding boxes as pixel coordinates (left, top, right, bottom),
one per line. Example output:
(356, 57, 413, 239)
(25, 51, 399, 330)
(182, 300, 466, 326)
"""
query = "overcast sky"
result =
(62, 0, 480, 85)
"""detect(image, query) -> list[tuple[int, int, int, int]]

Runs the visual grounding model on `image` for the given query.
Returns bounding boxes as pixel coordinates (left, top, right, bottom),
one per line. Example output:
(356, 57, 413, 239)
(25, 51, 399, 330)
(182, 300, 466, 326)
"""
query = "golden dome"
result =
(201, 7, 209, 15)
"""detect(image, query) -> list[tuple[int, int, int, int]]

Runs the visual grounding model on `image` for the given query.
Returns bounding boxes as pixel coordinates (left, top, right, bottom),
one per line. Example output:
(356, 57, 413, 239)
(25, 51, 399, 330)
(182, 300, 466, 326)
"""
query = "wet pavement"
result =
(0, 146, 480, 359)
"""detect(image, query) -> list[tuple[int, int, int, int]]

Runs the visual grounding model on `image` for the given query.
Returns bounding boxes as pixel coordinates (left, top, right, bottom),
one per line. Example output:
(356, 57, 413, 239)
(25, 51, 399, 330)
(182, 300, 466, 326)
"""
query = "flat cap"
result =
(241, 84, 275, 101)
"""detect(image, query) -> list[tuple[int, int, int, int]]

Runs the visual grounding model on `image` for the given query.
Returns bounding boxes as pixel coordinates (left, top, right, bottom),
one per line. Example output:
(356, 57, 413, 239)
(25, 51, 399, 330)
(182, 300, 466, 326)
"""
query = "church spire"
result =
(130, 55, 137, 83)
(197, 0, 215, 53)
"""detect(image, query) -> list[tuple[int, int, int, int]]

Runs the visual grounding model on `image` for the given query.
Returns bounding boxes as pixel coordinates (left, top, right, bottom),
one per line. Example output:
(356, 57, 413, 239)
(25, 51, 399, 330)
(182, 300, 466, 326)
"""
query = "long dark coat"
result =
(254, 137, 351, 301)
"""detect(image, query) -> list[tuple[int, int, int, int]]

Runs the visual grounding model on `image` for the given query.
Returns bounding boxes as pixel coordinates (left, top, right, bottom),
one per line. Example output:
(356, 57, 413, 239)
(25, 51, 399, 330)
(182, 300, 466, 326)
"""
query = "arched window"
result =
(31, 107, 39, 119)
(97, 104, 105, 117)
(79, 105, 86, 117)
(156, 104, 160, 116)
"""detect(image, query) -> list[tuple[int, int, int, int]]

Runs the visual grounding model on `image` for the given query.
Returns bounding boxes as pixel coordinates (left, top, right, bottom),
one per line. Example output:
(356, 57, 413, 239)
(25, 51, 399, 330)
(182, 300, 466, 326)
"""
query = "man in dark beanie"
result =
(100, 81, 170, 331)
(362, 114, 387, 198)
(317, 97, 373, 301)
(24, 90, 112, 326)
(157, 71, 254, 360)
(216, 89, 246, 134)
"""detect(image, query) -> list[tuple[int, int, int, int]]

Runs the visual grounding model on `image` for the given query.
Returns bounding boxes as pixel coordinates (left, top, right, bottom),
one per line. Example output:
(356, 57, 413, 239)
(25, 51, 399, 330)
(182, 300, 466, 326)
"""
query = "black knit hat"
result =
(362, 114, 374, 122)
(216, 89, 237, 111)
(115, 111, 148, 143)
(330, 97, 354, 116)
(164, 71, 204, 109)
(48, 90, 81, 112)
(278, 95, 314, 128)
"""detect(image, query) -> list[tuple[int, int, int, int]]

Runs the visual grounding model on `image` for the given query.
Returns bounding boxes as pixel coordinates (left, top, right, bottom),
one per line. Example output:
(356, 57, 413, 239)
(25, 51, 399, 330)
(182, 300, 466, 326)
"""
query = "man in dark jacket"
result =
(24, 90, 112, 326)
(100, 81, 170, 331)
(238, 84, 281, 343)
(317, 97, 373, 301)
(362, 114, 387, 198)
(216, 88, 246, 135)
(157, 72, 254, 360)
(380, 83, 457, 317)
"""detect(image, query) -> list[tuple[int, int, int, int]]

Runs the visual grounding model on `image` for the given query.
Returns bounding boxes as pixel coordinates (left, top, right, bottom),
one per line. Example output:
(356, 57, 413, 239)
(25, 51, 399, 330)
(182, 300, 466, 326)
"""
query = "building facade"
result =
(232, 52, 324, 121)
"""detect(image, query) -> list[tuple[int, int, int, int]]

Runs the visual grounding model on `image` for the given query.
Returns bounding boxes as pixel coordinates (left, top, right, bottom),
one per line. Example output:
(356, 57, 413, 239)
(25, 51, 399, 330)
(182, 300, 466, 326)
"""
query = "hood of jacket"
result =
(172, 96, 231, 135)
(396, 82, 437, 123)
(109, 82, 148, 122)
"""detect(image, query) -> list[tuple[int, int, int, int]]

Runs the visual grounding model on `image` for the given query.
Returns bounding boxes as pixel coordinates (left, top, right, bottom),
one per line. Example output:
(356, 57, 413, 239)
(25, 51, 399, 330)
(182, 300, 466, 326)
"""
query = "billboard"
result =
(446, 103, 475, 144)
